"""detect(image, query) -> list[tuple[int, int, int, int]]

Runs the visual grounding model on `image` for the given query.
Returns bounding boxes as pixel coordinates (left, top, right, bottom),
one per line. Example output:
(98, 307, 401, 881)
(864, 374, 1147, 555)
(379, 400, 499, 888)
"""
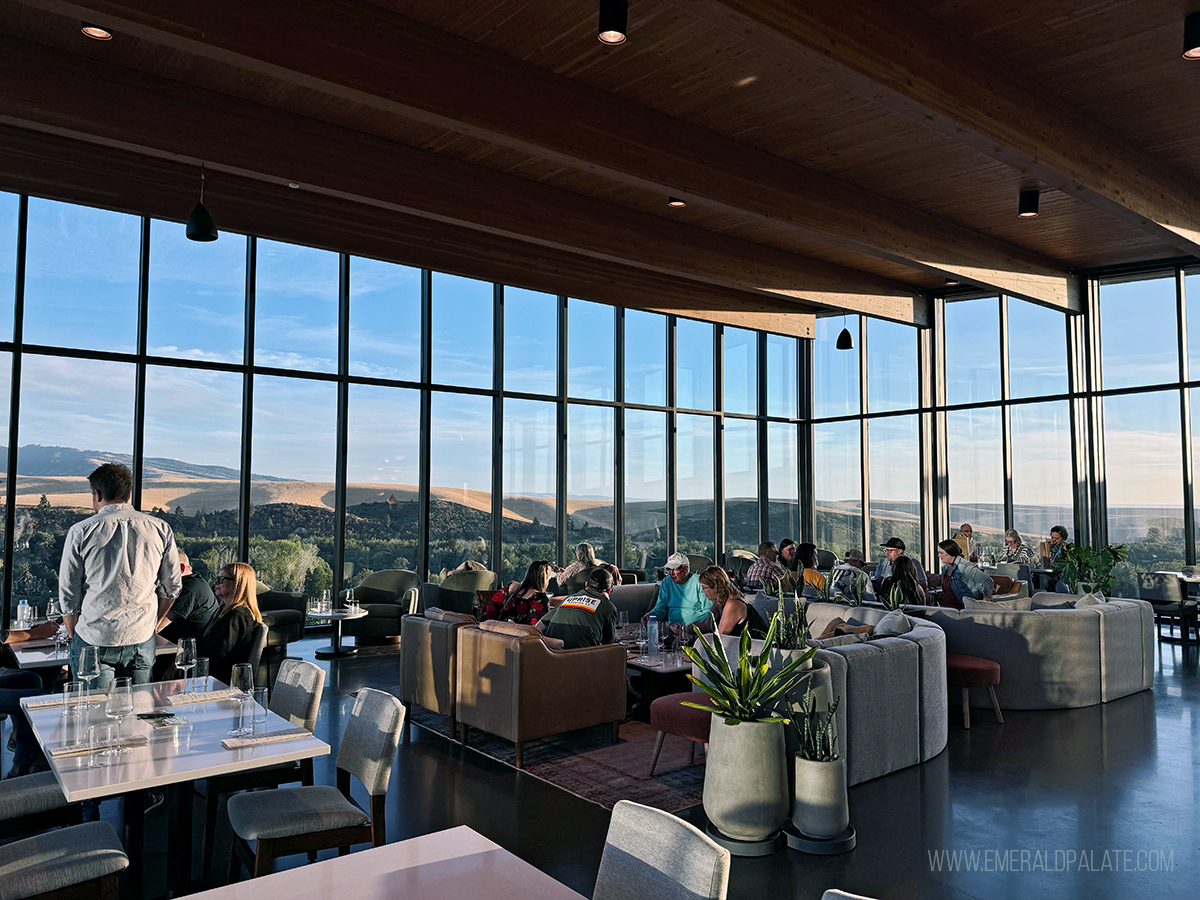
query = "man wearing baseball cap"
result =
(645, 552, 712, 625)
(872, 537, 927, 588)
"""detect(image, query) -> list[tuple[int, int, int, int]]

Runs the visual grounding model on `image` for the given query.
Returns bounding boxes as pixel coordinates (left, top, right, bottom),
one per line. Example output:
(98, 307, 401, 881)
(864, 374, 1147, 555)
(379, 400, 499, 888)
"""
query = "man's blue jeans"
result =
(69, 633, 156, 691)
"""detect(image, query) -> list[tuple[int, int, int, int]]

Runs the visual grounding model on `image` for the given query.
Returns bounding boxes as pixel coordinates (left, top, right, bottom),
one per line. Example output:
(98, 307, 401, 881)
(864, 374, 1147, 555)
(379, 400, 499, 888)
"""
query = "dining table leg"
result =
(168, 779, 195, 895)
(123, 788, 146, 896)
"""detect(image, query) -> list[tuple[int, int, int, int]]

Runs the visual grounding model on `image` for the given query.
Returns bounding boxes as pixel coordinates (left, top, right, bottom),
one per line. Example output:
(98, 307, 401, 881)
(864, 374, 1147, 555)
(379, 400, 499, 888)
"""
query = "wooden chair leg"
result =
(987, 686, 1004, 724)
(253, 840, 274, 878)
(515, 741, 524, 769)
(648, 731, 665, 777)
(961, 686, 971, 729)
(370, 795, 386, 847)
(611, 720, 621, 744)
(99, 872, 120, 900)
(338, 845, 351, 857)
(307, 851, 318, 863)
(300, 757, 315, 787)
(458, 724, 468, 745)
(448, 713, 457, 739)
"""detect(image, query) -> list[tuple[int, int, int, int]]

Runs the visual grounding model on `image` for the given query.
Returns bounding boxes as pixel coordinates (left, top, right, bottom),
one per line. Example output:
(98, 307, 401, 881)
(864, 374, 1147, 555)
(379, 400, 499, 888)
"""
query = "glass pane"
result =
(501, 399, 557, 583)
(866, 318, 918, 413)
(1007, 298, 1067, 399)
(349, 257, 421, 382)
(765, 334, 797, 419)
(1187, 272, 1200, 379)
(1100, 276, 1177, 390)
(428, 392, 493, 576)
(625, 409, 668, 574)
(676, 318, 714, 410)
(0, 192, 18, 342)
(677, 414, 716, 561)
(868, 415, 920, 552)
(147, 221, 246, 364)
(248, 376, 337, 595)
(343, 384, 421, 589)
(723, 327, 758, 415)
(945, 297, 1001, 405)
(1105, 391, 1184, 571)
(567, 299, 614, 400)
(1193, 389, 1200, 562)
(142, 367, 243, 580)
(946, 408, 1004, 549)
(1011, 401, 1073, 543)
(814, 317, 859, 419)
(724, 419, 759, 553)
(254, 239, 339, 373)
(0, 353, 9, 586)
(431, 272, 493, 389)
(814, 420, 862, 556)
(24, 199, 139, 353)
(565, 404, 615, 563)
(504, 288, 557, 397)
(625, 309, 667, 407)
(767, 422, 798, 543)
(12, 357, 135, 599)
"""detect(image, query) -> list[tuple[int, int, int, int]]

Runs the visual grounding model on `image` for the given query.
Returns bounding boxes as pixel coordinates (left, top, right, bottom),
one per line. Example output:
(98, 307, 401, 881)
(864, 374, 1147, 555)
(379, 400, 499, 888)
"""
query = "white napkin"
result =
(24, 693, 109, 710)
(47, 735, 150, 758)
(221, 727, 310, 750)
(166, 690, 233, 706)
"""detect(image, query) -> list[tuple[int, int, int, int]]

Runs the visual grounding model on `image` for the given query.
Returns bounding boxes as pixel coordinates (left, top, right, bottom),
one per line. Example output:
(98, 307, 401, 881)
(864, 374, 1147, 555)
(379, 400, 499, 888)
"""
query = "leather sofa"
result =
(342, 569, 421, 643)
(397, 608, 477, 737)
(455, 622, 626, 768)
(256, 589, 308, 687)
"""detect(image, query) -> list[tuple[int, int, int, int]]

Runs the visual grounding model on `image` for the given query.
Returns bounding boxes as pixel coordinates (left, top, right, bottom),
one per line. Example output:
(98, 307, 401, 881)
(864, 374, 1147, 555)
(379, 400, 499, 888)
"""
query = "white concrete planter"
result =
(702, 715, 789, 842)
(791, 755, 849, 839)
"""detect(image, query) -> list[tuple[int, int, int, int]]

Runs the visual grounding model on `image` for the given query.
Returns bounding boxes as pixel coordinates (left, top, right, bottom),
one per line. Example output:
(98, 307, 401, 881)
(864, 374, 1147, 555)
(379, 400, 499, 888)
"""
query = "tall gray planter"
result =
(792, 755, 849, 838)
(703, 715, 789, 842)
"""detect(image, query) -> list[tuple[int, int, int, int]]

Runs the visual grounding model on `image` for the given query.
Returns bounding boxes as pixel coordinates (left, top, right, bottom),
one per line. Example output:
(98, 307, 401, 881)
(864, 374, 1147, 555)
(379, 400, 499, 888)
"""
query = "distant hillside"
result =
(3, 445, 290, 482)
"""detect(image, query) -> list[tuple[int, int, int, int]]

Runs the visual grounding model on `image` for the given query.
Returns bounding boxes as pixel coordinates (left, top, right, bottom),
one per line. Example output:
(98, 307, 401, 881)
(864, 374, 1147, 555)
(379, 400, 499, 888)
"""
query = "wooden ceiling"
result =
(0, 0, 1194, 337)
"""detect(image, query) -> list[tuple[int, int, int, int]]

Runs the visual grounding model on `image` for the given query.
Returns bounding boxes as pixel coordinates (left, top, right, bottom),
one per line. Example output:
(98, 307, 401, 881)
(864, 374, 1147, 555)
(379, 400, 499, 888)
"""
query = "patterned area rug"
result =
(381, 688, 706, 812)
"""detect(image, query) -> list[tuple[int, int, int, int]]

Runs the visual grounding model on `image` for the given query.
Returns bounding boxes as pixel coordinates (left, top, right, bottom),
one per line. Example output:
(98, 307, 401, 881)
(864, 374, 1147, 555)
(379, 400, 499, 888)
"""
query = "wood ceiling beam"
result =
(0, 124, 817, 338)
(12, 0, 1077, 313)
(690, 0, 1200, 261)
(0, 35, 922, 328)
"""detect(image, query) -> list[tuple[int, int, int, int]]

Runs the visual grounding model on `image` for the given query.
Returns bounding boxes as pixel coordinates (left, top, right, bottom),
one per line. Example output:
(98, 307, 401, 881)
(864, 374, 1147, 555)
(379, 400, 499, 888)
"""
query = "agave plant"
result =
(774, 598, 811, 651)
(881, 582, 906, 612)
(683, 611, 815, 725)
(789, 684, 841, 762)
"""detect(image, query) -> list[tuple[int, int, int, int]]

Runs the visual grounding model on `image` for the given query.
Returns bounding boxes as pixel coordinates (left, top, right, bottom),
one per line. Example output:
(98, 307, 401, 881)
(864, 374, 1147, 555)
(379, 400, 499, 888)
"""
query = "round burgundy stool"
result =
(946, 652, 1004, 729)
(648, 692, 714, 776)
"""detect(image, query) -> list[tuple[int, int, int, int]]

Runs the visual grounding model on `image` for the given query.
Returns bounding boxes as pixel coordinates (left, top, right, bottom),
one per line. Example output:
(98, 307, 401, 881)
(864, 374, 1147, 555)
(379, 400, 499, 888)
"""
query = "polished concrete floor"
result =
(7, 636, 1197, 898)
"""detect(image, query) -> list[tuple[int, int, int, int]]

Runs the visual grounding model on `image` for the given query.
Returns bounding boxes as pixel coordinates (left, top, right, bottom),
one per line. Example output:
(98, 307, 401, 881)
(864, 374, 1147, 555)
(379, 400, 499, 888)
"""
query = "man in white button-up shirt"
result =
(59, 463, 182, 689)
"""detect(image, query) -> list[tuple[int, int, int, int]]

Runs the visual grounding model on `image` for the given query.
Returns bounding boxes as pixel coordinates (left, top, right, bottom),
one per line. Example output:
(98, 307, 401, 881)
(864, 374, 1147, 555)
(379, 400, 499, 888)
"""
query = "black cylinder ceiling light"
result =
(185, 164, 218, 242)
(1018, 189, 1040, 218)
(598, 0, 629, 45)
(1184, 11, 1200, 59)
(836, 314, 854, 350)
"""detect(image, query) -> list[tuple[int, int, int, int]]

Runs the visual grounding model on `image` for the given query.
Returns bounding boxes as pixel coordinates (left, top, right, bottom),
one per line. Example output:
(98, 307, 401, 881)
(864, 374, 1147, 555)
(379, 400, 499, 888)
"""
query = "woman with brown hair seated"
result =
(699, 566, 768, 638)
(197, 561, 264, 684)
(482, 560, 552, 625)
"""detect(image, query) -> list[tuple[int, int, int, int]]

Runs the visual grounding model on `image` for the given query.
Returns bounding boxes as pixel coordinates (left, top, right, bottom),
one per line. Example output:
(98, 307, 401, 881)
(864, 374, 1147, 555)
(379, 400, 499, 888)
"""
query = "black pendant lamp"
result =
(1018, 189, 1040, 218)
(1184, 11, 1200, 59)
(836, 314, 854, 350)
(598, 0, 629, 45)
(186, 164, 218, 242)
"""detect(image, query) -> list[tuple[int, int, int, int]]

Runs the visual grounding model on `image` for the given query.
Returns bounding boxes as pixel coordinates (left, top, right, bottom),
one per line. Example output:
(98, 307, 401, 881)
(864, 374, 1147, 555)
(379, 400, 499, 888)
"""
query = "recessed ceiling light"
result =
(80, 22, 113, 41)
(944, 277, 960, 287)
(288, 183, 300, 189)
(667, 197, 686, 208)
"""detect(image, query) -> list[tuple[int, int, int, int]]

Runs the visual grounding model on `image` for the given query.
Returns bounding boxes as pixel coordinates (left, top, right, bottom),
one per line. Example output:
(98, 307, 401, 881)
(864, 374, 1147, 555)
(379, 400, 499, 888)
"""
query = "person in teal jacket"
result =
(645, 552, 712, 625)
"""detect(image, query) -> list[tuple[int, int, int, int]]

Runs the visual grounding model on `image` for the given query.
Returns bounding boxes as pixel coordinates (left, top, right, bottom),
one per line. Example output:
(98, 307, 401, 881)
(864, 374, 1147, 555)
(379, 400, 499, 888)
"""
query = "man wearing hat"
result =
(872, 537, 928, 588)
(829, 548, 873, 601)
(539, 567, 620, 650)
(645, 552, 712, 625)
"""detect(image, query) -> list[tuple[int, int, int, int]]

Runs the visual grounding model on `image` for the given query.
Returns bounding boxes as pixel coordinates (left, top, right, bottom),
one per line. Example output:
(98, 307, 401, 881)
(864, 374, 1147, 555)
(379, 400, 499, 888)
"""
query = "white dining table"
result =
(8, 632, 177, 670)
(186, 824, 586, 900)
(21, 678, 330, 894)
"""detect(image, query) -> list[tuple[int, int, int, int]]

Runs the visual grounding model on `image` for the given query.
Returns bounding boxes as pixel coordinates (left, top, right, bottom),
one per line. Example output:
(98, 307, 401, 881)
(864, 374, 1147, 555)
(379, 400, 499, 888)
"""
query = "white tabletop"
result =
(21, 679, 330, 802)
(308, 608, 368, 621)
(9, 633, 177, 670)
(186, 825, 585, 900)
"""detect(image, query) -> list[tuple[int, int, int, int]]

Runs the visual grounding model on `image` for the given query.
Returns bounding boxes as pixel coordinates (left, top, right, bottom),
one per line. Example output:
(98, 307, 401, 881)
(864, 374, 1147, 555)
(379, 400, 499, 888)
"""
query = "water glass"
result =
(618, 610, 629, 630)
(62, 680, 84, 718)
(193, 658, 210, 693)
(229, 663, 254, 736)
(251, 687, 269, 733)
(106, 678, 135, 753)
(87, 724, 114, 767)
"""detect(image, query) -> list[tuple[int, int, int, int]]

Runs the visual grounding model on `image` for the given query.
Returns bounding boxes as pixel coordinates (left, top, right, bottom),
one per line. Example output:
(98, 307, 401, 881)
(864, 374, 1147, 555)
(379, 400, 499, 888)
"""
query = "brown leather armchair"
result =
(455, 625, 627, 768)
(397, 609, 477, 737)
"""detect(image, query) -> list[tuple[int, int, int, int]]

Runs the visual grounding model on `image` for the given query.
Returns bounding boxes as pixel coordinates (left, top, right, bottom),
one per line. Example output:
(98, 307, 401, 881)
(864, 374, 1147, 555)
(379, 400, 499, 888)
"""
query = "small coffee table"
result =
(309, 608, 368, 659)
(626, 650, 691, 720)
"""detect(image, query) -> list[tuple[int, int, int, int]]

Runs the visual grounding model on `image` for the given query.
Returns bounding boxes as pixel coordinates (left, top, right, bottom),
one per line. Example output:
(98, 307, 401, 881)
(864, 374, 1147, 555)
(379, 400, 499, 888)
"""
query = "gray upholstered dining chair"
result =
(226, 687, 404, 879)
(202, 659, 326, 879)
(592, 800, 730, 900)
(0, 820, 128, 900)
(0, 771, 82, 840)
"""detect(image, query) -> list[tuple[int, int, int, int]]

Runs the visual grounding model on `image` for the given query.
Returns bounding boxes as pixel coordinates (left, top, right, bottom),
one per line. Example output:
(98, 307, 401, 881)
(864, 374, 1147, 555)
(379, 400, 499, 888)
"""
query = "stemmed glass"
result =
(228, 664, 254, 736)
(76, 646, 102, 708)
(176, 638, 197, 693)
(105, 677, 135, 753)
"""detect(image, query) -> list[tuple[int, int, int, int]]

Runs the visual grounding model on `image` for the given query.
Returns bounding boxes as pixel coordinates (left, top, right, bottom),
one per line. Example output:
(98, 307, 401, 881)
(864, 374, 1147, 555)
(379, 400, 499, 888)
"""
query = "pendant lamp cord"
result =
(199, 164, 205, 204)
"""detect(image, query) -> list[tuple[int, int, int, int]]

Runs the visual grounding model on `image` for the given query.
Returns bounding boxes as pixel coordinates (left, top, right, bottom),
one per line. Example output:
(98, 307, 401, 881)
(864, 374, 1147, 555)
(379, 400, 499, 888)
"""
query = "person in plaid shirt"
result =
(744, 541, 786, 591)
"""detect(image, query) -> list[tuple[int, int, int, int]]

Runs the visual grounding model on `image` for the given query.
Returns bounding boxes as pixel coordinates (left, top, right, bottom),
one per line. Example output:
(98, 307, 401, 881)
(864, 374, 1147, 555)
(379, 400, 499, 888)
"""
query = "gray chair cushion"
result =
(0, 772, 68, 821)
(0, 820, 128, 900)
(226, 785, 367, 841)
(593, 800, 730, 900)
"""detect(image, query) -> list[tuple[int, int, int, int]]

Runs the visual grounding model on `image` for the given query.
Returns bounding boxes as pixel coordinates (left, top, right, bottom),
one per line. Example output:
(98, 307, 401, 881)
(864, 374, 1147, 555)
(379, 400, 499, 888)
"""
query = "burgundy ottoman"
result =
(946, 652, 1003, 729)
(648, 692, 714, 776)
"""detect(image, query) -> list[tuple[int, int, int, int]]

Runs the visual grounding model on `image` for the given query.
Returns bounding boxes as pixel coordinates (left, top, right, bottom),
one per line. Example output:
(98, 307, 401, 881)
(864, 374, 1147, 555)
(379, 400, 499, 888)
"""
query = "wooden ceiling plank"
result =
(0, 123, 816, 338)
(13, 0, 1077, 311)
(0, 35, 923, 325)
(688, 0, 1200, 260)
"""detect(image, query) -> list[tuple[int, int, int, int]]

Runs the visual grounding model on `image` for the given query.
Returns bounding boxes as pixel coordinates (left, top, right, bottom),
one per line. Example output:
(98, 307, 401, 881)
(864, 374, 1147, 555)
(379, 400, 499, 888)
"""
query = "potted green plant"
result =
(684, 613, 814, 845)
(1052, 543, 1128, 594)
(788, 684, 847, 839)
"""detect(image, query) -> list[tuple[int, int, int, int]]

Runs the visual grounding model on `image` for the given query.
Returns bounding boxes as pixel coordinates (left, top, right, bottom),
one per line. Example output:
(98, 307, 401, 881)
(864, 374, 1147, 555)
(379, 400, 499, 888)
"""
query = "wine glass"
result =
(175, 638, 197, 693)
(105, 678, 135, 753)
(228, 664, 254, 736)
(76, 645, 102, 708)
